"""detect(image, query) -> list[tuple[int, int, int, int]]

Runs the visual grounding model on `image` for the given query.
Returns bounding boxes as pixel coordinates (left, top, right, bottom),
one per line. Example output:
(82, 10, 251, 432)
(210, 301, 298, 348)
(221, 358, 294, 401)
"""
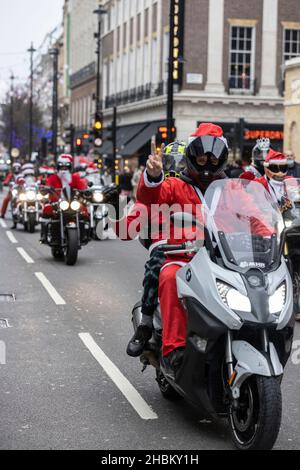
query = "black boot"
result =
(40, 224, 47, 244)
(160, 348, 185, 379)
(126, 324, 152, 357)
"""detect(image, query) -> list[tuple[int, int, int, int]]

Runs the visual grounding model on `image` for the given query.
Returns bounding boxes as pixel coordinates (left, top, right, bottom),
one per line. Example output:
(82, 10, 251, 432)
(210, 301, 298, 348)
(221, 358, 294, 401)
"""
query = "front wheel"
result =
(27, 213, 36, 233)
(229, 376, 282, 450)
(65, 228, 79, 266)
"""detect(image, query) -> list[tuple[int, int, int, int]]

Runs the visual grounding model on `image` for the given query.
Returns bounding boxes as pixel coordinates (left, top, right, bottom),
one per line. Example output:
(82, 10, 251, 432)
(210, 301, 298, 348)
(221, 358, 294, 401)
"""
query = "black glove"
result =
(102, 184, 121, 206)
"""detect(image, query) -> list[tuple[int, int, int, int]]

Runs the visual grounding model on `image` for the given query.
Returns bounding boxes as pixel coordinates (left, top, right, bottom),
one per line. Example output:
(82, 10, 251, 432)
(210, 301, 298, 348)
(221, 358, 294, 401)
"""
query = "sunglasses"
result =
(268, 164, 288, 174)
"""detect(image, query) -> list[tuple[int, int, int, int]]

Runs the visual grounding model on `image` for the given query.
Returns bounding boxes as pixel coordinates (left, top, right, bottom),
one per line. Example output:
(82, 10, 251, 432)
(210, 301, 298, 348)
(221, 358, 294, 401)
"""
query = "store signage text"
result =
(244, 130, 284, 141)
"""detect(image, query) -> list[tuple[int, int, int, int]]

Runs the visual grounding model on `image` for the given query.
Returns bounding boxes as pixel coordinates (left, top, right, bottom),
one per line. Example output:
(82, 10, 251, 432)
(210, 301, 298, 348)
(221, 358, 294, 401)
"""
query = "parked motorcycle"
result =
(88, 185, 109, 240)
(11, 184, 43, 232)
(130, 179, 295, 450)
(41, 186, 91, 266)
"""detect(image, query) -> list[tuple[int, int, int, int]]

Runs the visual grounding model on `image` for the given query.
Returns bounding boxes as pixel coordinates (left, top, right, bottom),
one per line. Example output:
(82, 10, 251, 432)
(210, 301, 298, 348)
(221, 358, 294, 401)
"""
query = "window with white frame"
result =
(284, 29, 300, 61)
(229, 26, 255, 91)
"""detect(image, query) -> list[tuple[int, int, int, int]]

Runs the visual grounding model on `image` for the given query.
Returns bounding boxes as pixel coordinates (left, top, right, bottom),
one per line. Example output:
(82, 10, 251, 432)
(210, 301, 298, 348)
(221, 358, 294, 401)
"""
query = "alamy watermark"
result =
(0, 341, 6, 365)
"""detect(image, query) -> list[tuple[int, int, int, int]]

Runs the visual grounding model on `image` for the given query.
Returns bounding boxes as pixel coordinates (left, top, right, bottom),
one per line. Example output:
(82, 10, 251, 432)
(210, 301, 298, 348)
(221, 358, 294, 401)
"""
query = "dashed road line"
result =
(35, 272, 66, 305)
(79, 332, 158, 421)
(17, 247, 35, 264)
(6, 231, 18, 244)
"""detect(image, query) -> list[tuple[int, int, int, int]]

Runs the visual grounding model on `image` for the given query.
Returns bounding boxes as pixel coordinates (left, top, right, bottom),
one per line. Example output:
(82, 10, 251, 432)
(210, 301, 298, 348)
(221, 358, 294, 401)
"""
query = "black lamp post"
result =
(28, 43, 36, 160)
(9, 73, 15, 163)
(49, 47, 59, 162)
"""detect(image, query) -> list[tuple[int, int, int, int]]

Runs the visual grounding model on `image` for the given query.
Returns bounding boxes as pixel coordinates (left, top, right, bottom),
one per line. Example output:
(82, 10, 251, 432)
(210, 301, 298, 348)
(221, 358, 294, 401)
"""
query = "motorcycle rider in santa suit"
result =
(1, 162, 22, 219)
(40, 154, 88, 243)
(136, 123, 229, 376)
(254, 149, 300, 322)
(240, 138, 270, 180)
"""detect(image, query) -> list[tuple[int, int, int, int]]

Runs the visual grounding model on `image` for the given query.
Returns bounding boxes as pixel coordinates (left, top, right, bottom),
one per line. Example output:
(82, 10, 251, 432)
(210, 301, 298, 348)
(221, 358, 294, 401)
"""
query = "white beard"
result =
(58, 171, 72, 188)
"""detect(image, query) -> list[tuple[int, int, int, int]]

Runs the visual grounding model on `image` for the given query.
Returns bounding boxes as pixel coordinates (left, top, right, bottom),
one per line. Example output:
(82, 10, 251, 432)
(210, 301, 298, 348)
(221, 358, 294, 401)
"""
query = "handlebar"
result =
(160, 244, 186, 252)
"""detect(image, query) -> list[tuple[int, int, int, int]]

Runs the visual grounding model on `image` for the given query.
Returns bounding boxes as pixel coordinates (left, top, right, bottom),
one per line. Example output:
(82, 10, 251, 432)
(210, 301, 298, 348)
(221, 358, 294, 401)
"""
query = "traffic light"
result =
(75, 137, 83, 155)
(158, 126, 176, 143)
(93, 114, 103, 148)
(65, 124, 75, 155)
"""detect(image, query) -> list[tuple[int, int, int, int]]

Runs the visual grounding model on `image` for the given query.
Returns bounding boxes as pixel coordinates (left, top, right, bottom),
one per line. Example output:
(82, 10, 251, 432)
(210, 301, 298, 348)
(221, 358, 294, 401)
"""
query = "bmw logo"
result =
(186, 269, 192, 282)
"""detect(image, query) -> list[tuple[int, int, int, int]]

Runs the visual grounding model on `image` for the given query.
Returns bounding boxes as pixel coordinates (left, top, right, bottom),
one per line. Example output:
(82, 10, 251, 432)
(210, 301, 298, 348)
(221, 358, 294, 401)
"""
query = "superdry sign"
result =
(244, 130, 284, 141)
(172, 0, 185, 87)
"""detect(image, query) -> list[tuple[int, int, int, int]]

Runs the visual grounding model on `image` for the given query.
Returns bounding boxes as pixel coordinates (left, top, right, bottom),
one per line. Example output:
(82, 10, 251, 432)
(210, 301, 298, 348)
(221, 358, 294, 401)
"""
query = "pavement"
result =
(0, 193, 299, 450)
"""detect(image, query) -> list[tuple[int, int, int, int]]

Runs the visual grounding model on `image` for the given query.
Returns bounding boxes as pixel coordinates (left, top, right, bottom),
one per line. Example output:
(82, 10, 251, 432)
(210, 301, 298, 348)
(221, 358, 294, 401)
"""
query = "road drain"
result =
(0, 294, 16, 303)
(0, 319, 10, 328)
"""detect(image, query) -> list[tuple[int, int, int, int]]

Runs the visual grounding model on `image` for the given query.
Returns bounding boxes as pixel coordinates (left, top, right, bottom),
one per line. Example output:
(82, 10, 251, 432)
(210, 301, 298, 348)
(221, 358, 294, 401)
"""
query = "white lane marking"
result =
(35, 272, 66, 305)
(6, 231, 18, 244)
(17, 247, 34, 264)
(79, 333, 158, 421)
(0, 219, 7, 228)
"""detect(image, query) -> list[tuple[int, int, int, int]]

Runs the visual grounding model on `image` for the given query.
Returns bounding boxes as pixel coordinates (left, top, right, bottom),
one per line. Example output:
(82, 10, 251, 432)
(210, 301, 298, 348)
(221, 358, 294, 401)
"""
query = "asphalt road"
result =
(0, 194, 299, 450)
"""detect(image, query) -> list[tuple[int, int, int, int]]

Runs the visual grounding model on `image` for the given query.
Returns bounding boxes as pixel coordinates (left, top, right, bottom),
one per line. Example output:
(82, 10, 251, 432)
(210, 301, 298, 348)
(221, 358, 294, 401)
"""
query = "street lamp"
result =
(28, 43, 36, 161)
(9, 73, 15, 165)
(49, 47, 60, 162)
(93, 4, 107, 116)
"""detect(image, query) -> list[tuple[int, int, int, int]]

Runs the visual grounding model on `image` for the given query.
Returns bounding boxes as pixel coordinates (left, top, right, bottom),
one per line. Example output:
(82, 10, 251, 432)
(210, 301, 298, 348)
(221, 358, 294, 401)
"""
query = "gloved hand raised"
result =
(146, 143, 165, 180)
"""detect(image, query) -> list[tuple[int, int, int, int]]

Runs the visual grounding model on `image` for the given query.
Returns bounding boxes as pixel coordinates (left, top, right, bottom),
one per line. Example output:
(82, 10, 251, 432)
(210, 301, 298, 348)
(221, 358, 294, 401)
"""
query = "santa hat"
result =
(264, 149, 287, 167)
(39, 165, 48, 174)
(57, 154, 73, 165)
(86, 162, 98, 174)
(189, 123, 228, 148)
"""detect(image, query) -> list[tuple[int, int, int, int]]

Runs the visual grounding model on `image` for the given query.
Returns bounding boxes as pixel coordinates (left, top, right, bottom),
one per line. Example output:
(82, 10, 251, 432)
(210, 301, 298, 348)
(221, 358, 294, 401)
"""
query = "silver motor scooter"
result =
(131, 179, 295, 450)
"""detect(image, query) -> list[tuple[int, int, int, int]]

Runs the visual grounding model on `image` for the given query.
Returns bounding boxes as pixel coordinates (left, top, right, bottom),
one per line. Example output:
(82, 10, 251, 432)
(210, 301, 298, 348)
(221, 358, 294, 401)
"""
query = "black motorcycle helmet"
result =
(186, 123, 229, 187)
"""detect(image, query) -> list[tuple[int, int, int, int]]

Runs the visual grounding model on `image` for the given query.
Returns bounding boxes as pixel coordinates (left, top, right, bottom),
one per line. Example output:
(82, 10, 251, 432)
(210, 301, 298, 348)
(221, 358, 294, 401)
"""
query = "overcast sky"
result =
(0, 0, 64, 99)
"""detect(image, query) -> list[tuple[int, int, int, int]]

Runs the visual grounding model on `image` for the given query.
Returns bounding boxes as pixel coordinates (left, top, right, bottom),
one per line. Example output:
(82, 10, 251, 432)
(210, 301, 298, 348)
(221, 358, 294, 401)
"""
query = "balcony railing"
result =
(228, 76, 257, 95)
(104, 81, 167, 109)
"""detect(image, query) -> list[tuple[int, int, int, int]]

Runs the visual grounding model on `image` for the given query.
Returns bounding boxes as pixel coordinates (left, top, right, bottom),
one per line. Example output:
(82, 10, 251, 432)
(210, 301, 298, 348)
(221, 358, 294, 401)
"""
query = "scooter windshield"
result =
(284, 178, 300, 218)
(204, 179, 283, 272)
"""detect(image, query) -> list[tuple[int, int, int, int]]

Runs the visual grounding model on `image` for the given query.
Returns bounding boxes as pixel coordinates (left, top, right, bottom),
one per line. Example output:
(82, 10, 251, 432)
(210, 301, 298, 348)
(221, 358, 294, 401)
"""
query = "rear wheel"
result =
(229, 376, 282, 450)
(156, 370, 182, 401)
(65, 229, 78, 266)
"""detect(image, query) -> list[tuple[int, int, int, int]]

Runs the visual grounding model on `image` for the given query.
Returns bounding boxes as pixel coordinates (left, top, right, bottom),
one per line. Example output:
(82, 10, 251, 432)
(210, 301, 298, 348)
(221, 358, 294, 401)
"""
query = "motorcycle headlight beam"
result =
(60, 201, 70, 211)
(70, 200, 81, 211)
(19, 193, 26, 202)
(93, 191, 104, 203)
(26, 190, 36, 202)
(216, 281, 251, 313)
(269, 283, 286, 316)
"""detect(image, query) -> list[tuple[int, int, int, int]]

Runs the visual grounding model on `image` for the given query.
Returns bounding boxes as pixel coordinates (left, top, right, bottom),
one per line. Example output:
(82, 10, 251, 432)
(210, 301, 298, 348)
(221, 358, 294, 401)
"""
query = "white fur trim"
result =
(264, 159, 288, 167)
(143, 170, 164, 188)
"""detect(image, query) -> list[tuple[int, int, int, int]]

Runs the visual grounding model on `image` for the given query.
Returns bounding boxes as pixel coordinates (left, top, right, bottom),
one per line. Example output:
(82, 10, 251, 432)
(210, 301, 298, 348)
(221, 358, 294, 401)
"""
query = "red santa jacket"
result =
(114, 201, 169, 250)
(137, 172, 273, 248)
(46, 173, 87, 202)
(4, 173, 14, 185)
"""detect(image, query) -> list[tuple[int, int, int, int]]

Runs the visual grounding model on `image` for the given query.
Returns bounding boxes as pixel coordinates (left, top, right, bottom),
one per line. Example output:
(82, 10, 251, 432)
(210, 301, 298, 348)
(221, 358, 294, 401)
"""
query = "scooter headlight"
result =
(269, 283, 286, 316)
(93, 191, 104, 203)
(60, 201, 70, 211)
(19, 193, 26, 202)
(216, 281, 251, 313)
(70, 200, 81, 211)
(26, 190, 36, 202)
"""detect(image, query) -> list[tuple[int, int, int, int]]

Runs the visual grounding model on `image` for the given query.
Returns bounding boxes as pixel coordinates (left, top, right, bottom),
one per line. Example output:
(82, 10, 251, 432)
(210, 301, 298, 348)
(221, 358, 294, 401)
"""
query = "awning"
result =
(122, 120, 166, 157)
(101, 123, 148, 156)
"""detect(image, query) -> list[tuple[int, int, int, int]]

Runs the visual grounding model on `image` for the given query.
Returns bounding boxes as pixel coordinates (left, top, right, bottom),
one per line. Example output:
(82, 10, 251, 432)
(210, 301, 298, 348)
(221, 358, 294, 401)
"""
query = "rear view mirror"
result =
(171, 212, 204, 231)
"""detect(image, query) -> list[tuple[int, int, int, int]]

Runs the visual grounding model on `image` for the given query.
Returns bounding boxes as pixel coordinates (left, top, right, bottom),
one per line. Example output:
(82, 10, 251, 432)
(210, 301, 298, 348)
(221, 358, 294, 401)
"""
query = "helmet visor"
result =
(188, 136, 227, 160)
